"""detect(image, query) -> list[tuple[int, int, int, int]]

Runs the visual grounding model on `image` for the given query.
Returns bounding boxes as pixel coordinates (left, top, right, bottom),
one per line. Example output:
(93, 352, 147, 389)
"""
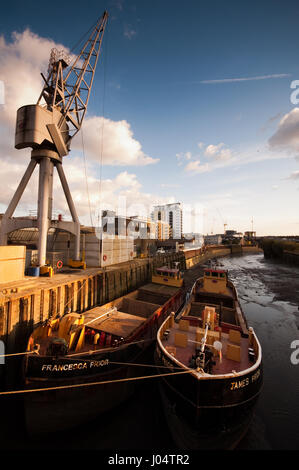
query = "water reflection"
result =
(222, 254, 299, 450)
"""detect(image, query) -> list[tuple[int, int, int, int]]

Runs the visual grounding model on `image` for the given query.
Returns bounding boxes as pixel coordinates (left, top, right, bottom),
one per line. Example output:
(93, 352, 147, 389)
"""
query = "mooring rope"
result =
(0, 351, 37, 358)
(0, 369, 193, 396)
(0, 336, 154, 359)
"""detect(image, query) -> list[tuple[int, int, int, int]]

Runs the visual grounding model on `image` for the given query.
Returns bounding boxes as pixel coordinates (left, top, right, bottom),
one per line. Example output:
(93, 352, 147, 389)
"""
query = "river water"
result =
(1, 253, 299, 451)
(220, 253, 299, 450)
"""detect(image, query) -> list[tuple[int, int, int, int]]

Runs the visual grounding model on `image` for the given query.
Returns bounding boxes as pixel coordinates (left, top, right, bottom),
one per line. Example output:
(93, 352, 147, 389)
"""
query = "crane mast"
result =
(0, 11, 108, 268)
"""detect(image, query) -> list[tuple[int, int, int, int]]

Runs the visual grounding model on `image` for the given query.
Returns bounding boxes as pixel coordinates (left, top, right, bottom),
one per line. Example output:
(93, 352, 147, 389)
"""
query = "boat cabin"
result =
(152, 266, 183, 288)
(202, 268, 228, 295)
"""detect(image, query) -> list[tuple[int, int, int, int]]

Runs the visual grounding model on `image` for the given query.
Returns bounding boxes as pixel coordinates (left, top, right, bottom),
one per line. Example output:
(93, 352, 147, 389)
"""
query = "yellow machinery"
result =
(68, 259, 86, 269)
(28, 313, 86, 353)
(40, 265, 54, 277)
(68, 249, 86, 269)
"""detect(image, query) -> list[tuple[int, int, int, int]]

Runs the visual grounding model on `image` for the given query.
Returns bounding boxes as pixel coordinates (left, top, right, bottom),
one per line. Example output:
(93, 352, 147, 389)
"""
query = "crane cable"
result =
(64, 15, 109, 228)
(81, 127, 94, 227)
(97, 16, 109, 227)
(77, 16, 109, 229)
(70, 22, 97, 54)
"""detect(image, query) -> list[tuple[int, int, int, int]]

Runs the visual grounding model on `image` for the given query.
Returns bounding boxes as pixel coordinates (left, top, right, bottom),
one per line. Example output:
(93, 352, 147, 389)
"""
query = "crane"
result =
(216, 208, 227, 235)
(0, 11, 108, 269)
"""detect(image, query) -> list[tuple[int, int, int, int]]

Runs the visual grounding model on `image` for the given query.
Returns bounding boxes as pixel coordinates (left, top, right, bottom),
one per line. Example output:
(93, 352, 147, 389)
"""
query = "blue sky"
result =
(0, 0, 299, 235)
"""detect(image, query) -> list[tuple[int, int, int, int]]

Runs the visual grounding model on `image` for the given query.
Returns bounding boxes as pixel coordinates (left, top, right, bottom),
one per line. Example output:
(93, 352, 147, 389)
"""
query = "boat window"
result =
(219, 273, 226, 278)
(212, 272, 218, 278)
(205, 271, 210, 276)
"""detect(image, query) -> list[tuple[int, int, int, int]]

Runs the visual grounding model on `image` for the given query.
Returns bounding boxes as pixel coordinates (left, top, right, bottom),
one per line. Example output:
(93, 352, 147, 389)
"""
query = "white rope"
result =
(0, 351, 37, 358)
(0, 369, 193, 396)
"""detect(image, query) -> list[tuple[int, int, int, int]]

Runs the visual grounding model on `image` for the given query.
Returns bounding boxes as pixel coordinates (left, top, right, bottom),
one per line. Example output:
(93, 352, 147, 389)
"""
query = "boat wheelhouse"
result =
(152, 266, 183, 288)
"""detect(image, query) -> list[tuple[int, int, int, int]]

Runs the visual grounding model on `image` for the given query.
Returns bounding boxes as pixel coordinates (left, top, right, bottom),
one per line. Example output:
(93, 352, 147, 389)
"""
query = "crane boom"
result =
(38, 11, 108, 144)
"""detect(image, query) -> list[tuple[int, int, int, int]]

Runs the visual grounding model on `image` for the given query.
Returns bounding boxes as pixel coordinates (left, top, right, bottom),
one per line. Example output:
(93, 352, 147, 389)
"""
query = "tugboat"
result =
(23, 266, 184, 434)
(155, 268, 262, 449)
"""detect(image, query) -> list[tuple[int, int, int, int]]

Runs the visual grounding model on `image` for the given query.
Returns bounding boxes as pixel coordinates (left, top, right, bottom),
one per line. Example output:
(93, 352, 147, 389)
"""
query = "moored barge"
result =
(24, 266, 184, 434)
(155, 268, 262, 449)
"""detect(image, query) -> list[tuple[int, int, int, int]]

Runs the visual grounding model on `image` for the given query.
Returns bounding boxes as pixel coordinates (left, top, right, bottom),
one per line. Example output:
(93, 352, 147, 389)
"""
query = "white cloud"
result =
(73, 116, 159, 166)
(287, 171, 299, 180)
(183, 138, 293, 176)
(0, 30, 66, 126)
(0, 158, 39, 213)
(185, 160, 210, 174)
(62, 165, 171, 224)
(200, 74, 291, 84)
(176, 151, 192, 166)
(124, 25, 137, 39)
(268, 108, 299, 153)
(204, 143, 232, 161)
(183, 142, 234, 174)
(160, 183, 181, 188)
(0, 153, 169, 225)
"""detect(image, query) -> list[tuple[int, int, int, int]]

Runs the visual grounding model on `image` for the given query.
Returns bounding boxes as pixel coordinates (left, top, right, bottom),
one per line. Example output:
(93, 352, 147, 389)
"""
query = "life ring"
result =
(103, 254, 107, 261)
(57, 260, 63, 269)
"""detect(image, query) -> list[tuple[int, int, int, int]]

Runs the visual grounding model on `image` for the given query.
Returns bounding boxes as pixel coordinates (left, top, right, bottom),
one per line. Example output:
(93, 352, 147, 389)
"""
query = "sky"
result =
(0, 0, 299, 236)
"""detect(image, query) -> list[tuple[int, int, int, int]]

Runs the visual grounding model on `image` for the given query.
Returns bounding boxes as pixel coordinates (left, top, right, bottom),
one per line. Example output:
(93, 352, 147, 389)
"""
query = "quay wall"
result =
(184, 247, 231, 269)
(241, 246, 263, 254)
(260, 238, 299, 266)
(282, 250, 299, 266)
(0, 253, 185, 355)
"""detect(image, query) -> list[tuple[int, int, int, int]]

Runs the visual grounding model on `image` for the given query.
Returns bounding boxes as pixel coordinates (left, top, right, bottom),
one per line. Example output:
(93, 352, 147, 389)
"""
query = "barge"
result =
(155, 267, 262, 449)
(24, 266, 185, 434)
